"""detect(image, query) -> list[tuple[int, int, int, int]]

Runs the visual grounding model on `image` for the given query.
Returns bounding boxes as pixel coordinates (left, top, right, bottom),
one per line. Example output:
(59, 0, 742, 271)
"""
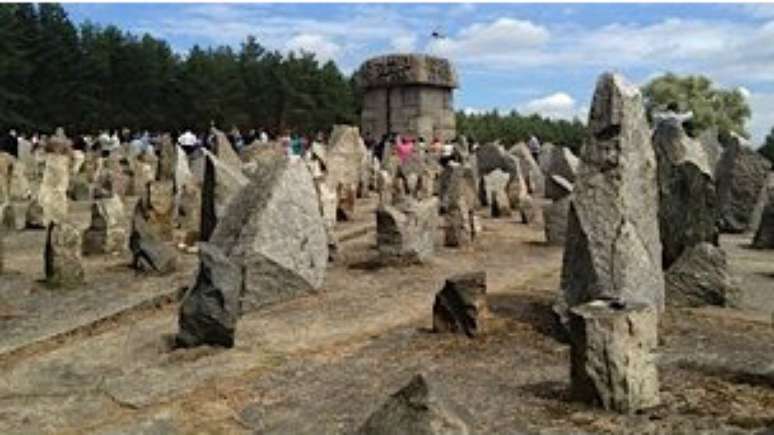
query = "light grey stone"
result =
(569, 299, 660, 413)
(544, 196, 571, 246)
(665, 242, 739, 307)
(45, 220, 85, 288)
(376, 197, 438, 264)
(560, 73, 665, 312)
(83, 196, 128, 256)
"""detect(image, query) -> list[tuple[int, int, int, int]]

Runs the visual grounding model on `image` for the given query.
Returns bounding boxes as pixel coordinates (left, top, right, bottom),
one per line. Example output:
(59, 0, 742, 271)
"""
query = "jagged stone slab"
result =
(715, 133, 771, 233)
(44, 220, 85, 288)
(544, 196, 571, 246)
(83, 196, 128, 256)
(210, 155, 328, 311)
(129, 204, 177, 275)
(482, 169, 511, 218)
(357, 374, 473, 435)
(376, 198, 438, 264)
(156, 134, 177, 181)
(176, 243, 241, 348)
(27, 154, 70, 228)
(653, 121, 719, 268)
(665, 242, 739, 307)
(200, 143, 246, 241)
(510, 142, 545, 197)
(560, 73, 665, 312)
(433, 271, 488, 337)
(544, 146, 579, 200)
(750, 173, 774, 235)
(752, 184, 774, 249)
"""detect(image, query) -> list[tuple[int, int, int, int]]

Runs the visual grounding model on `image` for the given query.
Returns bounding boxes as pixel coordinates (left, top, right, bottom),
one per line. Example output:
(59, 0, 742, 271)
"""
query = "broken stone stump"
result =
(665, 242, 738, 307)
(569, 299, 660, 413)
(444, 198, 475, 248)
(356, 373, 473, 435)
(433, 271, 488, 337)
(544, 196, 571, 246)
(28, 153, 70, 228)
(561, 73, 665, 312)
(129, 204, 177, 275)
(176, 243, 241, 348)
(376, 197, 438, 264)
(209, 156, 328, 311)
(83, 196, 128, 256)
(44, 220, 85, 288)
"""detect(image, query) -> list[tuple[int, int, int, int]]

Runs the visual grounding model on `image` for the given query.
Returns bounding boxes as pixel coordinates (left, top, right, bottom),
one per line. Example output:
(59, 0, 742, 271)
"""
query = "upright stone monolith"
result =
(560, 73, 665, 313)
(653, 120, 719, 268)
(433, 271, 488, 337)
(83, 196, 127, 256)
(26, 153, 70, 228)
(376, 197, 438, 264)
(44, 220, 85, 287)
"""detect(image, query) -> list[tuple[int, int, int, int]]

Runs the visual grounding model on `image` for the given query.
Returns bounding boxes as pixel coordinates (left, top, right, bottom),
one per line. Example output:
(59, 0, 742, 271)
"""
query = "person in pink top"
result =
(395, 134, 414, 163)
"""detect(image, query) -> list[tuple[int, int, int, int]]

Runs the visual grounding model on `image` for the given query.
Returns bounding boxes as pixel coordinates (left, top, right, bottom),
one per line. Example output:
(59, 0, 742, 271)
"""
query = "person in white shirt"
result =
(177, 130, 198, 155)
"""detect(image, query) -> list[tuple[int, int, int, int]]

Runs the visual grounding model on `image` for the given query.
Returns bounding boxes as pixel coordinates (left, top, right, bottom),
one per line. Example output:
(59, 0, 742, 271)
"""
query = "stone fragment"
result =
(1, 202, 26, 231)
(432, 271, 487, 337)
(441, 165, 477, 248)
(510, 142, 545, 197)
(0, 153, 13, 203)
(697, 127, 723, 175)
(569, 299, 660, 413)
(544, 196, 571, 246)
(26, 154, 70, 228)
(327, 125, 367, 218)
(156, 134, 177, 181)
(544, 146, 579, 200)
(83, 196, 128, 255)
(438, 164, 477, 213)
(141, 180, 175, 240)
(376, 198, 438, 264)
(129, 204, 178, 275)
(44, 220, 85, 287)
(177, 183, 201, 245)
(750, 173, 774, 234)
(715, 132, 771, 232)
(545, 174, 573, 201)
(200, 142, 247, 241)
(561, 73, 665, 312)
(752, 183, 774, 249)
(44, 128, 73, 154)
(482, 169, 511, 217)
(176, 243, 241, 348)
(653, 121, 719, 268)
(68, 172, 92, 201)
(209, 155, 327, 311)
(8, 158, 31, 201)
(357, 374, 473, 435)
(665, 242, 738, 306)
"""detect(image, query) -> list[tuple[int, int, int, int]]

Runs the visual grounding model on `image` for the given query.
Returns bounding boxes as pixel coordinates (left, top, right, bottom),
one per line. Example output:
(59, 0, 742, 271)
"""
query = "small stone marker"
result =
(83, 196, 127, 255)
(665, 242, 738, 306)
(569, 299, 660, 413)
(129, 204, 177, 275)
(357, 373, 473, 435)
(176, 242, 241, 348)
(44, 220, 85, 288)
(376, 197, 438, 264)
(433, 271, 488, 337)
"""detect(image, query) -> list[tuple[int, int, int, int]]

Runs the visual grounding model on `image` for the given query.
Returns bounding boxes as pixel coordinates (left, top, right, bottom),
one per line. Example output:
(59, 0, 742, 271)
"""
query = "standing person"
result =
(395, 134, 414, 163)
(177, 130, 198, 155)
(528, 134, 541, 162)
(259, 128, 269, 144)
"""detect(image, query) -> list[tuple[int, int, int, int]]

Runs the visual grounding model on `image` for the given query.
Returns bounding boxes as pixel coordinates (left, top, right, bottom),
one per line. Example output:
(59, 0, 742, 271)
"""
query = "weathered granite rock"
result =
(1, 202, 26, 231)
(142, 180, 175, 240)
(750, 173, 774, 234)
(177, 183, 201, 245)
(130, 159, 155, 198)
(44, 220, 85, 287)
(83, 196, 127, 255)
(544, 196, 572, 246)
(537, 142, 556, 174)
(0, 226, 3, 273)
(209, 155, 327, 311)
(8, 158, 31, 201)
(0, 153, 12, 203)
(45, 128, 72, 154)
(376, 170, 393, 206)
(665, 242, 738, 306)
(327, 125, 367, 218)
(336, 182, 358, 221)
(200, 142, 247, 241)
(441, 165, 477, 247)
(653, 120, 719, 268)
(752, 185, 774, 249)
(697, 127, 723, 175)
(560, 73, 665, 312)
(482, 169, 511, 217)
(433, 271, 487, 337)
(68, 172, 92, 201)
(569, 299, 660, 413)
(357, 374, 473, 435)
(27, 153, 70, 228)
(715, 132, 771, 232)
(438, 164, 477, 214)
(545, 174, 573, 202)
(129, 204, 177, 275)
(95, 155, 129, 199)
(544, 146, 579, 200)
(510, 142, 545, 197)
(376, 198, 438, 264)
(156, 134, 177, 181)
(176, 243, 241, 348)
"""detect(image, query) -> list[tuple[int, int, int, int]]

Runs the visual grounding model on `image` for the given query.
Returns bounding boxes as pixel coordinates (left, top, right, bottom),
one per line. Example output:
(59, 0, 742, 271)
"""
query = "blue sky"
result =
(64, 3, 774, 144)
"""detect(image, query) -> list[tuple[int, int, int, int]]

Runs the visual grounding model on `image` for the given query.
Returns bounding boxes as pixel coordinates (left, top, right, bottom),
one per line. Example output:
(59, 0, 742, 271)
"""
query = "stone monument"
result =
(357, 54, 458, 142)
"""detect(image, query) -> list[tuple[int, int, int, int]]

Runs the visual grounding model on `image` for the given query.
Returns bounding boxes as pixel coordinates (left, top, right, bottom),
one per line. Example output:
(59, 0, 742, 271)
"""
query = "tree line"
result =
(0, 3, 357, 136)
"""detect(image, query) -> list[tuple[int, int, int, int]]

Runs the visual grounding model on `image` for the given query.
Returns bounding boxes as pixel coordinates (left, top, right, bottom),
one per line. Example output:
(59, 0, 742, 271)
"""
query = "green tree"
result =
(642, 73, 751, 139)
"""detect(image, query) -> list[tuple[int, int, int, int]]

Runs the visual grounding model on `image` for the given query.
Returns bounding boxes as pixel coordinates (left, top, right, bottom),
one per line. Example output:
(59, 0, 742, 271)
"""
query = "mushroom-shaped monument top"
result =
(356, 53, 458, 89)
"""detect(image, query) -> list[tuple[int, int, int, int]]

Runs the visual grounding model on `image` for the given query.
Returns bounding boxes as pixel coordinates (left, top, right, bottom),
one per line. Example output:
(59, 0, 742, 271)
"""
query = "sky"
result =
(64, 2, 774, 144)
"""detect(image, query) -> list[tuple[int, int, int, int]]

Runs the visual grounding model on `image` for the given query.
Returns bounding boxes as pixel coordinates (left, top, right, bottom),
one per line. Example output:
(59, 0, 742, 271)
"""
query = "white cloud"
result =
(519, 92, 584, 120)
(746, 91, 774, 145)
(390, 35, 417, 53)
(738, 86, 751, 99)
(427, 18, 549, 63)
(285, 34, 341, 62)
